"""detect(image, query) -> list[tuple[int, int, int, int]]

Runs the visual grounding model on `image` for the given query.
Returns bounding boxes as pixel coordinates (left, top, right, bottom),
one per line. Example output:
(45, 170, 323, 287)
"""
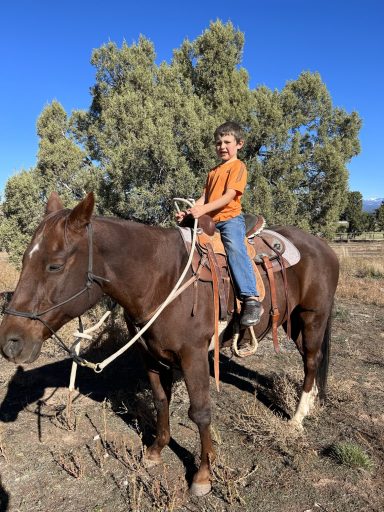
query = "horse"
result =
(0, 192, 339, 496)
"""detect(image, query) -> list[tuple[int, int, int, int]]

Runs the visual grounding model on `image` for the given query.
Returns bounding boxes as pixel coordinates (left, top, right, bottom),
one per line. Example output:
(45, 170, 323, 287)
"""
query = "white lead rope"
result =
(68, 311, 112, 391)
(70, 198, 198, 374)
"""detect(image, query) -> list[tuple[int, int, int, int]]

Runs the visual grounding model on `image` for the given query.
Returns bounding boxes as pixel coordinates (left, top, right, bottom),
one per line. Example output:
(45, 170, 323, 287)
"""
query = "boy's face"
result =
(215, 133, 244, 163)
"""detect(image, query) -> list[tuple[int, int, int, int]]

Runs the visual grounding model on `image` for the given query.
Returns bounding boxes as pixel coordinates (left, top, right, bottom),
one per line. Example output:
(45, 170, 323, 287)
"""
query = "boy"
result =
(176, 121, 261, 326)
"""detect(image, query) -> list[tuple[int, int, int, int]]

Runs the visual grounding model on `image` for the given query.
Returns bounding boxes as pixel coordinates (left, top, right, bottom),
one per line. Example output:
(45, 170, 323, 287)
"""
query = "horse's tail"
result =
(316, 307, 332, 404)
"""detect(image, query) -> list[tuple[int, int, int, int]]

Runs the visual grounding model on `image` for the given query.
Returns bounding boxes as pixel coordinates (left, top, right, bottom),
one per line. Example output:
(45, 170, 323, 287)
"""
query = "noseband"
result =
(4, 223, 109, 356)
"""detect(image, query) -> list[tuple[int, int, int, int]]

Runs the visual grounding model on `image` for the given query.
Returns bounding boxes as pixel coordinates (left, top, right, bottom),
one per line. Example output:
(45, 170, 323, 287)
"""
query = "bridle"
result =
(3, 199, 200, 374)
(4, 223, 109, 358)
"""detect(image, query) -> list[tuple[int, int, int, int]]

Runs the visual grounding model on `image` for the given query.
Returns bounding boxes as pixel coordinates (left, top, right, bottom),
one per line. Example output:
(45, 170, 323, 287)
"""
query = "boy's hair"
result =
(214, 121, 244, 143)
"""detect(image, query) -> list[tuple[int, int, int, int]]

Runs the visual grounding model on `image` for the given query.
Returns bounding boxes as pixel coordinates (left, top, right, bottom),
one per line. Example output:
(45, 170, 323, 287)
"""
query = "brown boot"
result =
(240, 298, 262, 327)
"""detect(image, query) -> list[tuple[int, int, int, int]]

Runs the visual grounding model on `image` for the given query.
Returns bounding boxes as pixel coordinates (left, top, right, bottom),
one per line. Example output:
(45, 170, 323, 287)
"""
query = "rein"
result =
(4, 224, 109, 360)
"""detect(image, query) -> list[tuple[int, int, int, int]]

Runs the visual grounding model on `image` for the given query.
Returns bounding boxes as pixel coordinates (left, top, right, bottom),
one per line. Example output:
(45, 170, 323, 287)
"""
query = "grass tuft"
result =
(326, 441, 373, 470)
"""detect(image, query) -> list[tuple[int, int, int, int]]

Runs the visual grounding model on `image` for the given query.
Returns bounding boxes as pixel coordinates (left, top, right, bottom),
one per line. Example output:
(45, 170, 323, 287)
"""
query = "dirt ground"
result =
(0, 294, 382, 512)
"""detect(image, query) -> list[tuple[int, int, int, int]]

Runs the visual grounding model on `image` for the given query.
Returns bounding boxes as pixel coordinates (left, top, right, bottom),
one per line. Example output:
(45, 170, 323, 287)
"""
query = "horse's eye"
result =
(46, 263, 64, 273)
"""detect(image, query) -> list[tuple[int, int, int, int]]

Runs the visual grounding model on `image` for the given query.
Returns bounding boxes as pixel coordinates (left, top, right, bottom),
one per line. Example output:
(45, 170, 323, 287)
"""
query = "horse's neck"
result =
(94, 218, 185, 320)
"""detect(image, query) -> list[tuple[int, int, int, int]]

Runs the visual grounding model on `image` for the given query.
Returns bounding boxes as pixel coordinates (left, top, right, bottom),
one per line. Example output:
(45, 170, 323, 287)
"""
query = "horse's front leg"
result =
(181, 347, 215, 496)
(145, 366, 173, 464)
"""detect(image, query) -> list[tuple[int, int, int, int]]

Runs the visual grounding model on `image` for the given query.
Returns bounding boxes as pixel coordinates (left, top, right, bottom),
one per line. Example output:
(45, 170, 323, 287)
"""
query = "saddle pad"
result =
(261, 229, 301, 267)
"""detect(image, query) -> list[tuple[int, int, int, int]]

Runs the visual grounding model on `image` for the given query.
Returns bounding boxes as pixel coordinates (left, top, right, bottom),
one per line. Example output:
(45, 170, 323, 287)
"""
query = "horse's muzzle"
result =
(1, 335, 41, 364)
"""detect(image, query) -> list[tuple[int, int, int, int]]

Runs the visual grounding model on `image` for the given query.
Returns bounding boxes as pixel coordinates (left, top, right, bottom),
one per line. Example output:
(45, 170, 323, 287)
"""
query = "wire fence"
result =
(334, 232, 384, 242)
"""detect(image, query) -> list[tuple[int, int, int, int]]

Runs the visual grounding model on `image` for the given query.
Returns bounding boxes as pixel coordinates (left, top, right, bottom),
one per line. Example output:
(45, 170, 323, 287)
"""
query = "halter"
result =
(4, 223, 109, 358)
(4, 199, 199, 375)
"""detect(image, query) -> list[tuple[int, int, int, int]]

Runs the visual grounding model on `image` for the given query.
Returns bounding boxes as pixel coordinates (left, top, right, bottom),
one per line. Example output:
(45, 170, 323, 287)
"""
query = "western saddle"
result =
(179, 213, 299, 354)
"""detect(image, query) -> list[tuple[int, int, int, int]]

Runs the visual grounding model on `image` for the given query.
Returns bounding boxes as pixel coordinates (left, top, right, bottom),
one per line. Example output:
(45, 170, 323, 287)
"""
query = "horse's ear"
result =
(67, 192, 95, 232)
(45, 192, 64, 215)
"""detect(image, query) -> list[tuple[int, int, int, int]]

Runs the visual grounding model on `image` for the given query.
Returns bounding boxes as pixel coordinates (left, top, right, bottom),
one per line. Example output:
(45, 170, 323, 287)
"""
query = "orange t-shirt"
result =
(204, 159, 247, 222)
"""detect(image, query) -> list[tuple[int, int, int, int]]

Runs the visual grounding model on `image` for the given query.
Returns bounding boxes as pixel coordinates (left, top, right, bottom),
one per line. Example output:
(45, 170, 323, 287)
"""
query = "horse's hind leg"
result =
(145, 367, 173, 465)
(291, 310, 330, 427)
(181, 347, 214, 496)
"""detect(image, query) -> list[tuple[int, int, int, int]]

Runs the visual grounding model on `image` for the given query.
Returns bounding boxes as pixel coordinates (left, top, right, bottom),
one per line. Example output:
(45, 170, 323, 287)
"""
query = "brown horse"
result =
(0, 192, 339, 496)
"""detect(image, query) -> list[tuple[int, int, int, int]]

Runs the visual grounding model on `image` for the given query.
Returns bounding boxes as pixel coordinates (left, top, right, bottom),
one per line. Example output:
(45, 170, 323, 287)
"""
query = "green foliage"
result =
(342, 191, 365, 236)
(361, 211, 376, 232)
(0, 101, 102, 266)
(375, 201, 384, 230)
(0, 169, 44, 266)
(245, 73, 359, 236)
(327, 442, 373, 470)
(0, 20, 362, 264)
(73, 20, 360, 236)
(37, 100, 101, 207)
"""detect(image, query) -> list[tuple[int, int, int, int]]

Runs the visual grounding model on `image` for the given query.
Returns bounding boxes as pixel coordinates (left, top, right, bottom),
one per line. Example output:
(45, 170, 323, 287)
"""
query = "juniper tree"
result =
(74, 20, 360, 235)
(1, 20, 362, 265)
(0, 169, 43, 265)
(342, 191, 365, 236)
(375, 202, 384, 231)
(36, 100, 100, 207)
(0, 101, 100, 264)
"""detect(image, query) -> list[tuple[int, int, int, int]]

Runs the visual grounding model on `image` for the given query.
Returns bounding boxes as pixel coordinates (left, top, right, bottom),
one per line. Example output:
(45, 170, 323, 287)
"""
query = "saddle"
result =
(178, 213, 301, 350)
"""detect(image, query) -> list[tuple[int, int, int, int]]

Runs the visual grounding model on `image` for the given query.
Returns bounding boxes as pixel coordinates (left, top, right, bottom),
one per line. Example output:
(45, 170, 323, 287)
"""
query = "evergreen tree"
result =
(375, 202, 384, 231)
(0, 101, 101, 264)
(74, 21, 360, 235)
(362, 211, 376, 232)
(37, 100, 101, 207)
(0, 169, 43, 265)
(1, 20, 362, 265)
(342, 191, 365, 236)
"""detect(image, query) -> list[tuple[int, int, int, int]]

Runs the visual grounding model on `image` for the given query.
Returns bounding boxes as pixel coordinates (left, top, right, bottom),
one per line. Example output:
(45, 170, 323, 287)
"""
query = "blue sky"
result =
(1, 0, 383, 199)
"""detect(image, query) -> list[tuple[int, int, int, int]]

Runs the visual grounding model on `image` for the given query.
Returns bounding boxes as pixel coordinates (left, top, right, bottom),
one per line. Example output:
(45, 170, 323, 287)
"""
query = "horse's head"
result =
(0, 192, 104, 364)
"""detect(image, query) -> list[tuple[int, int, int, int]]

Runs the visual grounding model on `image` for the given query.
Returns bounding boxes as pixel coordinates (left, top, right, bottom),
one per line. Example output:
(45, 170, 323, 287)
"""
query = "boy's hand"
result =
(175, 210, 187, 223)
(187, 205, 206, 219)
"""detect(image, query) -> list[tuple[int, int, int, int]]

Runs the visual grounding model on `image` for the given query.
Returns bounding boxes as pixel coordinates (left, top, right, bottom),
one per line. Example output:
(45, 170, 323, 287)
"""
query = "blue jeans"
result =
(216, 214, 258, 299)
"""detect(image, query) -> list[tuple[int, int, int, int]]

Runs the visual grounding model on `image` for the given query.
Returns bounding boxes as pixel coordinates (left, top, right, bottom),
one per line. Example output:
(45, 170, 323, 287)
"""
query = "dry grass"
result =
(211, 450, 258, 505)
(0, 253, 19, 292)
(336, 253, 384, 306)
(0, 427, 7, 462)
(326, 376, 362, 406)
(235, 392, 309, 455)
(52, 449, 85, 478)
(86, 400, 188, 511)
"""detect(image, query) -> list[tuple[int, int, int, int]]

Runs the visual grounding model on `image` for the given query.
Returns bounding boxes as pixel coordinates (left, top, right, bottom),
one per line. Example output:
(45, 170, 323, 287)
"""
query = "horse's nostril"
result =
(3, 337, 22, 359)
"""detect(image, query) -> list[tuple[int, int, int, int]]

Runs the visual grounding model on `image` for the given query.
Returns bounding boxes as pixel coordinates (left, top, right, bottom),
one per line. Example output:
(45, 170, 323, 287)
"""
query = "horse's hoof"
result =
(190, 482, 212, 496)
(144, 455, 162, 468)
(288, 419, 304, 431)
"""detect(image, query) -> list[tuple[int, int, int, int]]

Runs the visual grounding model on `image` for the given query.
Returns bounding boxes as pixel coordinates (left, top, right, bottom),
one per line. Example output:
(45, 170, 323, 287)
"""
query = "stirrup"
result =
(232, 324, 259, 358)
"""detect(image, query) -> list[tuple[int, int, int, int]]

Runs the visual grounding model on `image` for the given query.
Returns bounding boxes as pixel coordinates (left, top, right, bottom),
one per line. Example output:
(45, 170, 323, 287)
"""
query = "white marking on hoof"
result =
(291, 384, 318, 426)
(144, 456, 162, 468)
(190, 481, 212, 496)
(291, 390, 311, 426)
(288, 418, 304, 431)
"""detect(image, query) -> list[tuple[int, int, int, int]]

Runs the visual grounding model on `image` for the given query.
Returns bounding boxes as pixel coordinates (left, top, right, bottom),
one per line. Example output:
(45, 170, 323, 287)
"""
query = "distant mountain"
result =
(363, 198, 384, 213)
